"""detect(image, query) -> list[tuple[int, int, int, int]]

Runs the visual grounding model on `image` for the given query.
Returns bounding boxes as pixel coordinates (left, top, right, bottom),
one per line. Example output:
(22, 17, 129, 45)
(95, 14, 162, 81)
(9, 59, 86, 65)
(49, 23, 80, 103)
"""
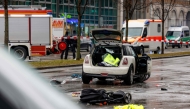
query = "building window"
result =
(105, 9, 108, 15)
(64, 5, 69, 13)
(101, 0, 104, 7)
(51, 4, 56, 12)
(105, 0, 108, 7)
(85, 15, 89, 19)
(64, 0, 68, 3)
(46, 4, 51, 10)
(109, 0, 113, 7)
(90, 0, 95, 6)
(157, 24, 161, 32)
(59, 5, 63, 13)
(46, 0, 51, 2)
(70, 0, 74, 4)
(70, 6, 74, 13)
(52, 0, 56, 3)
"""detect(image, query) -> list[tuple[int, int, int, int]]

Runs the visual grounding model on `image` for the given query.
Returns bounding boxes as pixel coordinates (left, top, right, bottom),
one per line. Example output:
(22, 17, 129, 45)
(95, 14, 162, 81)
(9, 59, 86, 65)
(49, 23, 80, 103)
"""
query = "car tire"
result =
(178, 44, 182, 48)
(124, 66, 133, 85)
(172, 45, 175, 48)
(13, 46, 27, 60)
(82, 72, 92, 84)
(186, 45, 189, 48)
(136, 74, 150, 82)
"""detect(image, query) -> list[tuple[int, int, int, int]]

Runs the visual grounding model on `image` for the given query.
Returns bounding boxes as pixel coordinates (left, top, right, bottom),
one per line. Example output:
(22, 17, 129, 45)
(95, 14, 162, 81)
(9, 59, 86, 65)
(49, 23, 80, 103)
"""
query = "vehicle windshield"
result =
(166, 31, 181, 38)
(121, 27, 143, 37)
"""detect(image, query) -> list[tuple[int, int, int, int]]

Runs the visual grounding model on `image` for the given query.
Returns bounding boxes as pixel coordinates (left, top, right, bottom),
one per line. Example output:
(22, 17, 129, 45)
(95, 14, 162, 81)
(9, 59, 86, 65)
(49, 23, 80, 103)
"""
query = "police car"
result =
(82, 28, 152, 85)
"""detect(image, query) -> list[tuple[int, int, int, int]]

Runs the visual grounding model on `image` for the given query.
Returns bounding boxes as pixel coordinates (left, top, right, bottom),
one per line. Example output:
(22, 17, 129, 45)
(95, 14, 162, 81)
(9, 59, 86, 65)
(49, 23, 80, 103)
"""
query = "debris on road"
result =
(114, 104, 144, 109)
(50, 79, 62, 85)
(72, 92, 80, 97)
(161, 88, 167, 91)
(80, 88, 132, 105)
(71, 74, 81, 78)
(113, 79, 123, 85)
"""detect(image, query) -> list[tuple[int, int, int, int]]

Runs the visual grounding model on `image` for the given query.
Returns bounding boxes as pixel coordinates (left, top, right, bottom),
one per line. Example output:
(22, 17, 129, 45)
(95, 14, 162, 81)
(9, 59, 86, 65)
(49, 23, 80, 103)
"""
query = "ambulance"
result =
(166, 26, 190, 48)
(122, 19, 166, 54)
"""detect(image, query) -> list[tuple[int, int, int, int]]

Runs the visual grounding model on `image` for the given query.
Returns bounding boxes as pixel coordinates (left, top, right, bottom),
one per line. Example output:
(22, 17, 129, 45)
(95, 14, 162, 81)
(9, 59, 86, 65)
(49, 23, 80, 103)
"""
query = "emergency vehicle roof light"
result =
(144, 20, 150, 26)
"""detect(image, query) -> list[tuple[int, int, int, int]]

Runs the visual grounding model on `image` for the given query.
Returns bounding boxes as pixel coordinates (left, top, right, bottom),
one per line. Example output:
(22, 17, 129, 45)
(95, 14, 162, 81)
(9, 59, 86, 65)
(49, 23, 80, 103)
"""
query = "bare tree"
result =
(114, 0, 150, 42)
(2, 0, 9, 48)
(150, 0, 176, 54)
(74, 0, 89, 60)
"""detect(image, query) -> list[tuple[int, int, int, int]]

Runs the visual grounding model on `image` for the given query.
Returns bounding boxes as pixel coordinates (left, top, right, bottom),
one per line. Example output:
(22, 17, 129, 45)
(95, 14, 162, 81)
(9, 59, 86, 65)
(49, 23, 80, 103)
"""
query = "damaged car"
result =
(82, 28, 152, 85)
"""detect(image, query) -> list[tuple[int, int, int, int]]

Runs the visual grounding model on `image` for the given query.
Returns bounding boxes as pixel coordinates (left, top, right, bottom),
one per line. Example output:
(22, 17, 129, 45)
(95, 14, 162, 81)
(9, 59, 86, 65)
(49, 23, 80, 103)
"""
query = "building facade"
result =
(9, 0, 118, 36)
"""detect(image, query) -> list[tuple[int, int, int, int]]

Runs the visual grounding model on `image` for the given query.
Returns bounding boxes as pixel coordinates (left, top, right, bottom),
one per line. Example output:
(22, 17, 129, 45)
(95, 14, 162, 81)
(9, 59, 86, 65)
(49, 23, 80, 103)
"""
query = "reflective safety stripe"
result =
(103, 53, 120, 67)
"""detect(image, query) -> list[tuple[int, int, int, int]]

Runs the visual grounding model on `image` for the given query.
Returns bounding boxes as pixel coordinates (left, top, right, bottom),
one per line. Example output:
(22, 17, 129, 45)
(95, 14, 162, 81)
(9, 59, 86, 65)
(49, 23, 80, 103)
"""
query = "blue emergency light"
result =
(144, 20, 150, 26)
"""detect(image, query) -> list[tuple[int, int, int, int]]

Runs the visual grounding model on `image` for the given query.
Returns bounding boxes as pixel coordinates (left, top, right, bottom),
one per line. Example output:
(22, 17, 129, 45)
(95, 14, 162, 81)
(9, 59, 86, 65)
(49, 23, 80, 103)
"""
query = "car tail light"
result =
(122, 58, 128, 65)
(84, 56, 89, 64)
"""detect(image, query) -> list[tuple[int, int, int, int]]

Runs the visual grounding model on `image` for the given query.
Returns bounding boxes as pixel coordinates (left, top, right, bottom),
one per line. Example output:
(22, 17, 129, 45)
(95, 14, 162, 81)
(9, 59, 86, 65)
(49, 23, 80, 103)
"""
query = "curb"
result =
(151, 54, 190, 59)
(35, 64, 83, 70)
(36, 55, 190, 70)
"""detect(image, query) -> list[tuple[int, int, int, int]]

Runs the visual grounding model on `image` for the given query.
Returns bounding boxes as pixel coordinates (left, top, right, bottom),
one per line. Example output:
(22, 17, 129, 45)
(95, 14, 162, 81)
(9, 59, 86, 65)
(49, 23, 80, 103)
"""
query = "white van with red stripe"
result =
(122, 19, 166, 54)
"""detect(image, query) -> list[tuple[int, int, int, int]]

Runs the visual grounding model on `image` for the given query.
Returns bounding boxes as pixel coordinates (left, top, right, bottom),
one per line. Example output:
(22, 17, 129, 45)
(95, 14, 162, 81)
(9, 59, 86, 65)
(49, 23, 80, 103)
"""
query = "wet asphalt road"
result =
(39, 56, 190, 109)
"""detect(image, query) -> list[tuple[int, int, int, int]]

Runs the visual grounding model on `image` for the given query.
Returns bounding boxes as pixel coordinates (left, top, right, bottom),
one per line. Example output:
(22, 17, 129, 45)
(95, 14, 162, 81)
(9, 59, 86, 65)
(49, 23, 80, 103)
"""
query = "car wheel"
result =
(13, 47, 27, 60)
(124, 66, 133, 85)
(178, 44, 182, 48)
(186, 45, 189, 48)
(82, 72, 92, 84)
(136, 74, 150, 82)
(172, 45, 175, 48)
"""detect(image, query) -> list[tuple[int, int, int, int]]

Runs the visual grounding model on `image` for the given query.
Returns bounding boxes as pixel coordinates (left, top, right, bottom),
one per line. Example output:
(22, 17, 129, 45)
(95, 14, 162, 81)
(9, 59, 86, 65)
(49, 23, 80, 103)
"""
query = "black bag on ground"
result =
(80, 89, 106, 103)
(80, 88, 132, 104)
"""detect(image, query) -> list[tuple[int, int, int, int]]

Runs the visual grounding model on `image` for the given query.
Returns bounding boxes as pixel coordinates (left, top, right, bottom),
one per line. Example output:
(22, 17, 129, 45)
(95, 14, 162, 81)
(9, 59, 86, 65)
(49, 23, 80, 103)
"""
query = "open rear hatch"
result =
(91, 29, 123, 67)
(91, 28, 122, 46)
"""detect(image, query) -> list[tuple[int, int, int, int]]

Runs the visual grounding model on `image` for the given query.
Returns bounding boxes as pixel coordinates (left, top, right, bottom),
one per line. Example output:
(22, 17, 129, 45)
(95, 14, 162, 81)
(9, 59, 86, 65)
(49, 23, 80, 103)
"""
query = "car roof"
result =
(122, 43, 132, 46)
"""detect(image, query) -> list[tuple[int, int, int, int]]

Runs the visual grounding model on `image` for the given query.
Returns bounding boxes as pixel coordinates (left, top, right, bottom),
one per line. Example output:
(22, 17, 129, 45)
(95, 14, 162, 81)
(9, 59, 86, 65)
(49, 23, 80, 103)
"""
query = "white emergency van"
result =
(166, 26, 190, 48)
(122, 19, 166, 54)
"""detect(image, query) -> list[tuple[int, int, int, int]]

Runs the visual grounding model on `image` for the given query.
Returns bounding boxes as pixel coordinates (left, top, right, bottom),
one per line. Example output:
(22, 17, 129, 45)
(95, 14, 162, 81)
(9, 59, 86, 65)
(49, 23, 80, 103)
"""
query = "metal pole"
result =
(98, 0, 101, 28)
(65, 12, 67, 30)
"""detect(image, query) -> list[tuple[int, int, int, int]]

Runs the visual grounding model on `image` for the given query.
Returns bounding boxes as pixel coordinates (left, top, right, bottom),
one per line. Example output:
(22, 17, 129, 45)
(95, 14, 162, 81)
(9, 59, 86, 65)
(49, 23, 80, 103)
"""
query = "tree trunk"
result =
(125, 8, 129, 42)
(76, 15, 81, 60)
(161, 0, 164, 54)
(4, 0, 8, 48)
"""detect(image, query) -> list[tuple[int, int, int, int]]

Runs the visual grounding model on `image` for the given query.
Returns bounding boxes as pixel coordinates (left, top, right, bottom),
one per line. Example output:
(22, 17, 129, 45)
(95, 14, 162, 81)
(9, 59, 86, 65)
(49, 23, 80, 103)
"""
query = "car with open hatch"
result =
(82, 28, 152, 85)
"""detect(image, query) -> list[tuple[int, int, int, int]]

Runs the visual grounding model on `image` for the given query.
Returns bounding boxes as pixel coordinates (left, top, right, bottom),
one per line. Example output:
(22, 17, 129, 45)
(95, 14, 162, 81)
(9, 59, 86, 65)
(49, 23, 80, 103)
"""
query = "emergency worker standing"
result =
(60, 31, 69, 59)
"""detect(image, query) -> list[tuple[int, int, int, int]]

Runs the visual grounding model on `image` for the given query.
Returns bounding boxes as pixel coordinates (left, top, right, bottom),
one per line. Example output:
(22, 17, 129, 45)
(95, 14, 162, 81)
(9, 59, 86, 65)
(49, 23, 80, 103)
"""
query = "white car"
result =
(82, 28, 152, 85)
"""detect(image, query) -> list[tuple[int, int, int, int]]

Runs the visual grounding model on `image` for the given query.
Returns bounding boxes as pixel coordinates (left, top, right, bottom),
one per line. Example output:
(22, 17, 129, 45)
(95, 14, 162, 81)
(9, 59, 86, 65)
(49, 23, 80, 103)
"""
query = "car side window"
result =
(129, 47, 137, 57)
(142, 28, 147, 38)
(123, 46, 131, 55)
(184, 30, 189, 37)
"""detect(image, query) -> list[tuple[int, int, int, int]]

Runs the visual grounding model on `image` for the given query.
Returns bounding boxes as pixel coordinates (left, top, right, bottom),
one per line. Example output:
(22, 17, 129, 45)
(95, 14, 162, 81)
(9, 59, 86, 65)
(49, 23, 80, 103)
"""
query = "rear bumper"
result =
(83, 65, 129, 75)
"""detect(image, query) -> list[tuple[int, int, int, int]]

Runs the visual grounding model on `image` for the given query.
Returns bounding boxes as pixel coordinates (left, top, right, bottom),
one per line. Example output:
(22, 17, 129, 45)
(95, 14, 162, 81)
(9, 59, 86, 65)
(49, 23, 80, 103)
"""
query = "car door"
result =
(181, 30, 190, 42)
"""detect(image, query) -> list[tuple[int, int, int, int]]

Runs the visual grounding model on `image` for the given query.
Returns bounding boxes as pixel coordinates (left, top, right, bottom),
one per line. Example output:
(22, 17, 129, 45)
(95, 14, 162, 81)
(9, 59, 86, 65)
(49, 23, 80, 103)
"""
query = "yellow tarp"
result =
(114, 104, 144, 109)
